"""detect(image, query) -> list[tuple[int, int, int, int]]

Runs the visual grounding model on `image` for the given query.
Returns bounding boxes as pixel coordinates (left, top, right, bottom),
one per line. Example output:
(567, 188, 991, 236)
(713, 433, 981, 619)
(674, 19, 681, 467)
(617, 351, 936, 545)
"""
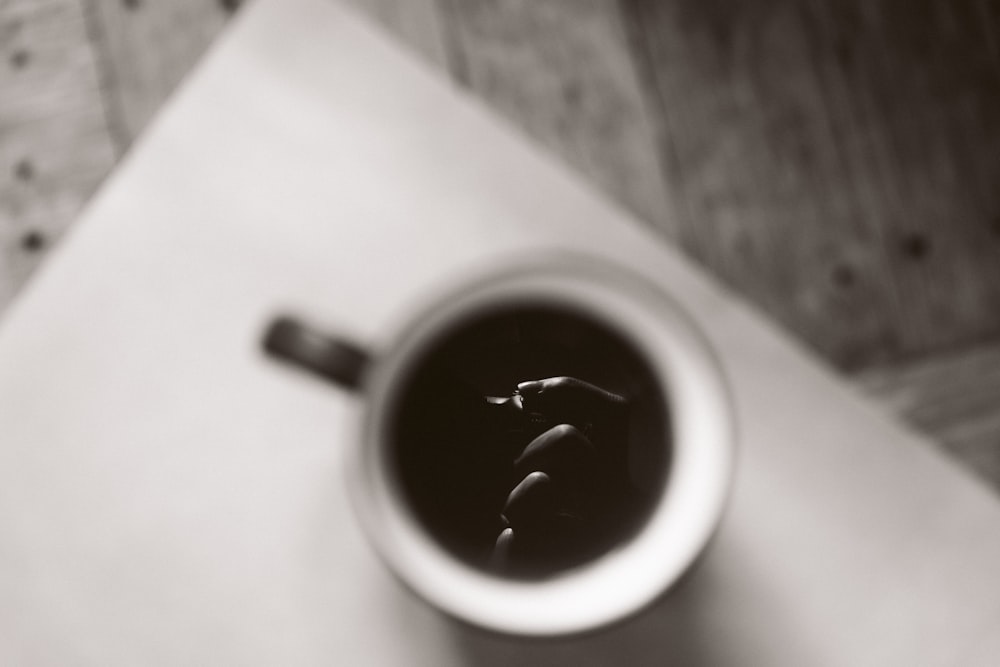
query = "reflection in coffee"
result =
(388, 303, 671, 579)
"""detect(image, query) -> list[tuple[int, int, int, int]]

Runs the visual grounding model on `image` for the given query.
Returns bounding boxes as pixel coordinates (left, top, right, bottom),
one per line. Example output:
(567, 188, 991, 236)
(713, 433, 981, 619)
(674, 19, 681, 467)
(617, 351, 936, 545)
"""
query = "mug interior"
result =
(386, 300, 671, 579)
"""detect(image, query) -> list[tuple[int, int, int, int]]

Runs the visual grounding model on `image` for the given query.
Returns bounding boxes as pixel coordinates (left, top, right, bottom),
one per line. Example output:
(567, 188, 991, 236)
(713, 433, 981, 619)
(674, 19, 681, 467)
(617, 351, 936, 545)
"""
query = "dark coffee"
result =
(387, 302, 671, 579)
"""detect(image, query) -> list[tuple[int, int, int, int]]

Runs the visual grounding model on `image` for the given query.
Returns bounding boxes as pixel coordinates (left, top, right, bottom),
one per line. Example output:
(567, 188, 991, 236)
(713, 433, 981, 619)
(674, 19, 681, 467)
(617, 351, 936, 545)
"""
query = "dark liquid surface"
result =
(388, 303, 671, 579)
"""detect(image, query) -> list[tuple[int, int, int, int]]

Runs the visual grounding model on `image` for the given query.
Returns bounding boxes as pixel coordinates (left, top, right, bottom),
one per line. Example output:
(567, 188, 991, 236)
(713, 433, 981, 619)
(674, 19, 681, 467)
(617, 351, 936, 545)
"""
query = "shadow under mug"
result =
(262, 253, 735, 637)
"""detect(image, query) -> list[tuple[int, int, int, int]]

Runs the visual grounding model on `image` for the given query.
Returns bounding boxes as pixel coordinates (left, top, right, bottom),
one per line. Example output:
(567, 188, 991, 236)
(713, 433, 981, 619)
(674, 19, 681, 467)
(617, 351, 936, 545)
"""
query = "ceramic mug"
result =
(263, 252, 734, 636)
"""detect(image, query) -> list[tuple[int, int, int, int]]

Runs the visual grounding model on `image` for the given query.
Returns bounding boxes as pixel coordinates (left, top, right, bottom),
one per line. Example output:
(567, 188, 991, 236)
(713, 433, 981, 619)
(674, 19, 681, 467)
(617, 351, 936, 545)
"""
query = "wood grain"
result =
(621, 0, 1000, 371)
(0, 0, 117, 313)
(856, 340, 1000, 493)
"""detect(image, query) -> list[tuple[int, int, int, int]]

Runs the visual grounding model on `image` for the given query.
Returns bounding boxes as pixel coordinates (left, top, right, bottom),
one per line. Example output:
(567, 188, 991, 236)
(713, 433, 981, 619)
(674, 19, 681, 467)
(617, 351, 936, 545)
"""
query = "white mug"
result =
(263, 252, 734, 636)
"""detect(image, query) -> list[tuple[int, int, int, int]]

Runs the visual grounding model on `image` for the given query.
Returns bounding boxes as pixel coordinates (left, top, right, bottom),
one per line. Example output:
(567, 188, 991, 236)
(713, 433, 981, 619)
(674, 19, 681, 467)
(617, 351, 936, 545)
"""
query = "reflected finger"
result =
(513, 424, 596, 488)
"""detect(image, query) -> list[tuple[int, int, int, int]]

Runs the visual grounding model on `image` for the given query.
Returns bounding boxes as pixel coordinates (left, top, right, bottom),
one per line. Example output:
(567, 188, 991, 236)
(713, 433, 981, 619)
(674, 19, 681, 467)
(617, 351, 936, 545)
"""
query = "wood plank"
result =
(80, 0, 235, 150)
(621, 0, 1000, 370)
(855, 341, 1000, 494)
(0, 0, 117, 313)
(436, 0, 672, 229)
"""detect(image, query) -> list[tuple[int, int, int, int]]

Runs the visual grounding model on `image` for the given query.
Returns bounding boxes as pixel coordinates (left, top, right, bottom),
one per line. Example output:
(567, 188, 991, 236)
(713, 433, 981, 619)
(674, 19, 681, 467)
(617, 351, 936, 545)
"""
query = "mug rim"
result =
(346, 253, 735, 636)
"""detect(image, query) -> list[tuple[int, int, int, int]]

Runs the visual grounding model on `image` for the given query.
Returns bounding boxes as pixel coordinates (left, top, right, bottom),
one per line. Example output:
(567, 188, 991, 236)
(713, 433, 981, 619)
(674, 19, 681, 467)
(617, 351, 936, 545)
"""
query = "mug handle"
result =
(262, 316, 370, 390)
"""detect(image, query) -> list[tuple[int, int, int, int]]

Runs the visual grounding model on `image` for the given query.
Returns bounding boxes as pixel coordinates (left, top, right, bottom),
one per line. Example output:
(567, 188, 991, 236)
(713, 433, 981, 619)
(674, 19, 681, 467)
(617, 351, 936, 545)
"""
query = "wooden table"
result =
(2, 0, 999, 490)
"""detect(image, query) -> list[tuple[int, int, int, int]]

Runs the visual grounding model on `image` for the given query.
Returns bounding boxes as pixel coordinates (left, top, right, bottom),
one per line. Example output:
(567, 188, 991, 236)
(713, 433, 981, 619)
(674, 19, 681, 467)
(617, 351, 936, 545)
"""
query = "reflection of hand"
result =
(517, 376, 627, 429)
(491, 378, 630, 575)
(490, 424, 595, 572)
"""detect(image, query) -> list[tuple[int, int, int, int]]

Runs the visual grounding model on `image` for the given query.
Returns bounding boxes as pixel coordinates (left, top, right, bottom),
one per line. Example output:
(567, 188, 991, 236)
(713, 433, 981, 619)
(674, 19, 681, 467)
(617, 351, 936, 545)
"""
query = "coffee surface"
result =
(388, 303, 670, 579)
